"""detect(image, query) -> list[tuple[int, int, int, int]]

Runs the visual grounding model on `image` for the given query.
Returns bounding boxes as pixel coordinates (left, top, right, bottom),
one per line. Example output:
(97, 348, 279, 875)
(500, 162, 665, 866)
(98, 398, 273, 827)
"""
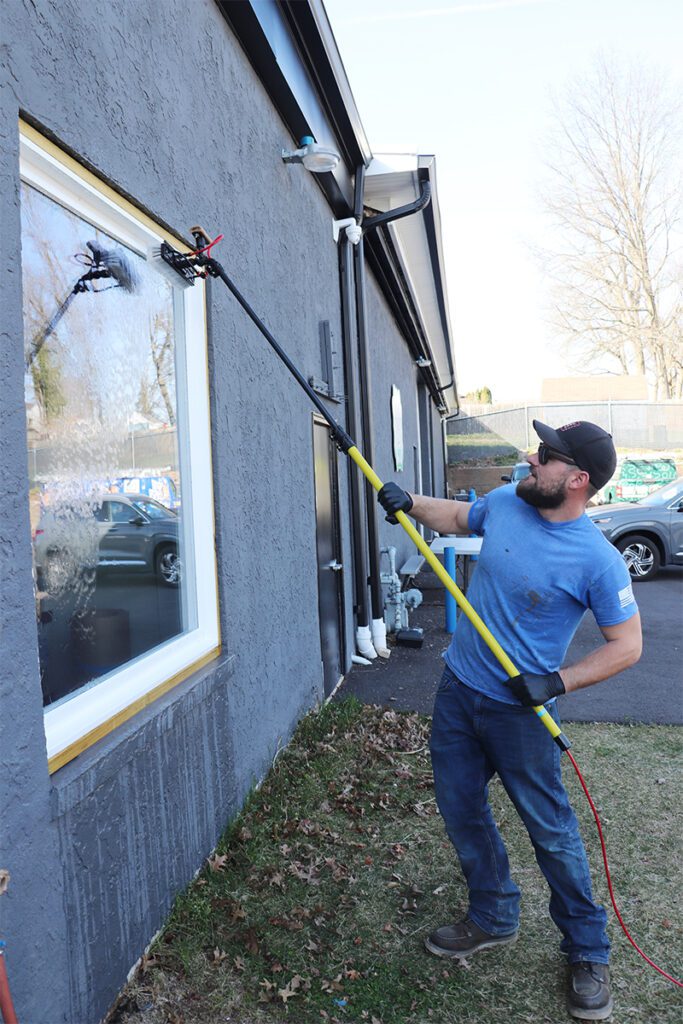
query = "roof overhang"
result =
(364, 153, 458, 414)
(218, 0, 370, 215)
(218, 1, 458, 415)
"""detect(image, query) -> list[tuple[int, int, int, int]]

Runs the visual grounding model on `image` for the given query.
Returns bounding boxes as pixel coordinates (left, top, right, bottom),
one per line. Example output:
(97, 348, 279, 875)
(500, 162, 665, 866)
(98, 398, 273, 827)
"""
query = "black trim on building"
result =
(417, 167, 458, 408)
(279, 0, 371, 171)
(217, 0, 356, 216)
(218, 1, 456, 410)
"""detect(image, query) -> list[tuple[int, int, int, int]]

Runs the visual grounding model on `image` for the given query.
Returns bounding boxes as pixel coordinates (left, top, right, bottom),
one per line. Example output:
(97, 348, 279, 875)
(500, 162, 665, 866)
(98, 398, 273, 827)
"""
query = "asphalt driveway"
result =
(336, 565, 683, 725)
(557, 564, 683, 724)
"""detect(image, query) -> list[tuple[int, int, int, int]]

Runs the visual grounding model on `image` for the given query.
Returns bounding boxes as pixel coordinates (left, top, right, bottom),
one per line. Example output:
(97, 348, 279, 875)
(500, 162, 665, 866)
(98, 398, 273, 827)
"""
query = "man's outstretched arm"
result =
(377, 483, 472, 535)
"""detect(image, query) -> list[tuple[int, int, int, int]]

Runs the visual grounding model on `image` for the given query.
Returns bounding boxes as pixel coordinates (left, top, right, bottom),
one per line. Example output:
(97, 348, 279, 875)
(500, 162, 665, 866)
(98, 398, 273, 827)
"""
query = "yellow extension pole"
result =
(205, 253, 570, 750)
(347, 445, 571, 750)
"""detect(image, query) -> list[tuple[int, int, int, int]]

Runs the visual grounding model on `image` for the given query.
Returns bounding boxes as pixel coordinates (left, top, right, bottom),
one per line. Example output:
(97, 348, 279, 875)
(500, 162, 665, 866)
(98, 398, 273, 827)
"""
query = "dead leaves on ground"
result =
(207, 852, 228, 873)
(144, 705, 438, 1019)
(258, 972, 311, 1005)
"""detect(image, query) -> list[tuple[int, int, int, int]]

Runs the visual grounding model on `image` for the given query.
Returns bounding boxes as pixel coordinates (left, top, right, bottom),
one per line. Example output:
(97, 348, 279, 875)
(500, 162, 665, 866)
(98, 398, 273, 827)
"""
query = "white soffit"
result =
(365, 154, 456, 411)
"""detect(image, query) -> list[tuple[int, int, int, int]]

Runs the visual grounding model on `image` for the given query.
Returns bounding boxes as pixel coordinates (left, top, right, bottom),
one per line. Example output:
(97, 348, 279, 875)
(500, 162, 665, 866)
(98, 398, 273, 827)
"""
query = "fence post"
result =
(607, 400, 612, 435)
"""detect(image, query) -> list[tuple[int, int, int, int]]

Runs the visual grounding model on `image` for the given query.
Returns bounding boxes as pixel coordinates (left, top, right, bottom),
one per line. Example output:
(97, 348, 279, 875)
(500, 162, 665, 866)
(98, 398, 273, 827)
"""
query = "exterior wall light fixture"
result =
(282, 135, 341, 173)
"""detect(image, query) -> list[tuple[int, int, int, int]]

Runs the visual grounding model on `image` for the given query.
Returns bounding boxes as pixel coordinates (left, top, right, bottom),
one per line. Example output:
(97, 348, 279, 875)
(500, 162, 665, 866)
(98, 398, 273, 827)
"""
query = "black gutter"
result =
(339, 234, 370, 630)
(416, 163, 459, 413)
(218, 1, 455, 412)
(278, 0, 371, 171)
(362, 180, 432, 231)
(352, 166, 384, 624)
(217, 0, 354, 215)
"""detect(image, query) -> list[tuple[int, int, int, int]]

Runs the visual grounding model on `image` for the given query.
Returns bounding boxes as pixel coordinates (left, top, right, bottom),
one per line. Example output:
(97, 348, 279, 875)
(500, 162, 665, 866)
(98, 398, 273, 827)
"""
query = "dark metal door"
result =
(313, 418, 344, 695)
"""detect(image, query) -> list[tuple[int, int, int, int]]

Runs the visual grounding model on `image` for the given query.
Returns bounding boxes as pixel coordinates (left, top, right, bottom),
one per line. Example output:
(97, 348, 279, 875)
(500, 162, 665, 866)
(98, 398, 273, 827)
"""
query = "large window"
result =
(20, 125, 220, 770)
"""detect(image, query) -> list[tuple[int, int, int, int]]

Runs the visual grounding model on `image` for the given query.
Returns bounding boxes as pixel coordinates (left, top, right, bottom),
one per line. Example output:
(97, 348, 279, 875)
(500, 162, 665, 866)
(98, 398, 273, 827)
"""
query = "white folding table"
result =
(429, 535, 483, 594)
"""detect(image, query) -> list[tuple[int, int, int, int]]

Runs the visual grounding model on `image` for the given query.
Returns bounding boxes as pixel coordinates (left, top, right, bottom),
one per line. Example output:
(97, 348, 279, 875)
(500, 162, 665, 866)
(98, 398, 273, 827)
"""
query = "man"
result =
(378, 420, 642, 1021)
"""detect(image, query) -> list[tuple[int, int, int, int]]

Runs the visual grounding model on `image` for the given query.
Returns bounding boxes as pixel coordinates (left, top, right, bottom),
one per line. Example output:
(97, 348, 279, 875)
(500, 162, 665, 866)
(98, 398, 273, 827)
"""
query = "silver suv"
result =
(34, 493, 181, 593)
(587, 478, 683, 581)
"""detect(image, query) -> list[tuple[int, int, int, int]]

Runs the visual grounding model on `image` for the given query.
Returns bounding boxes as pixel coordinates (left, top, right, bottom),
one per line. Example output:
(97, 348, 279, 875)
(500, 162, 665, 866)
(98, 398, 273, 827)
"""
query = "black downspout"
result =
(358, 178, 434, 624)
(362, 181, 432, 231)
(352, 166, 384, 626)
(339, 233, 370, 635)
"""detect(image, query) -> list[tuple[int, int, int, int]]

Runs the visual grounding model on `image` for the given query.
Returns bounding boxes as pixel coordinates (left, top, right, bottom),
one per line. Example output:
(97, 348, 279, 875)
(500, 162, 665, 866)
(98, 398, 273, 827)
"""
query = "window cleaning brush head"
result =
(86, 240, 139, 292)
(148, 241, 199, 289)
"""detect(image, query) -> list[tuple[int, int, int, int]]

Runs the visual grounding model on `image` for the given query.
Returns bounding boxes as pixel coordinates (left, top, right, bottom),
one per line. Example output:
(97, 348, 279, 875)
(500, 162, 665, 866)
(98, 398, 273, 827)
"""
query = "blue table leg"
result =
(468, 488, 479, 561)
(444, 546, 457, 633)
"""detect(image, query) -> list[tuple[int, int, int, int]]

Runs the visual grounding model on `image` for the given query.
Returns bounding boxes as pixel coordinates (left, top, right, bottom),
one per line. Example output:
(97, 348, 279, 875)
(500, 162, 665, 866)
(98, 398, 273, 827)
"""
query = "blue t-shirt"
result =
(444, 484, 638, 705)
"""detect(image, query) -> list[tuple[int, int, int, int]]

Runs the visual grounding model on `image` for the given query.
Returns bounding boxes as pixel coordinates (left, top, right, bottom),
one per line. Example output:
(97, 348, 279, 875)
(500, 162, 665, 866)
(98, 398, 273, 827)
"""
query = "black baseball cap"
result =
(532, 420, 617, 490)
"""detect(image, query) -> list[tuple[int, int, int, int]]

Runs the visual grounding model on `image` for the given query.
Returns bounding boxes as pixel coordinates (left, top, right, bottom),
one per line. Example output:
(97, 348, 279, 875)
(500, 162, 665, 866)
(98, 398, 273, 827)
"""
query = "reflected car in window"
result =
(586, 477, 683, 581)
(34, 493, 181, 592)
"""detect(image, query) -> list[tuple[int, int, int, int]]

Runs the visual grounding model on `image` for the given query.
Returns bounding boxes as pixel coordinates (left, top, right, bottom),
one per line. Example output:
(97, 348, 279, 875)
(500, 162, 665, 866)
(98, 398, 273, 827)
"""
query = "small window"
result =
(20, 124, 220, 770)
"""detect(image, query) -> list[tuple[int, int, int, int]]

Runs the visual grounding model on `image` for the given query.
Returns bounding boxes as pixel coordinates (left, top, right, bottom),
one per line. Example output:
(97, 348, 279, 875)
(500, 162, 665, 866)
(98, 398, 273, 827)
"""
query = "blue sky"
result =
(324, 0, 683, 402)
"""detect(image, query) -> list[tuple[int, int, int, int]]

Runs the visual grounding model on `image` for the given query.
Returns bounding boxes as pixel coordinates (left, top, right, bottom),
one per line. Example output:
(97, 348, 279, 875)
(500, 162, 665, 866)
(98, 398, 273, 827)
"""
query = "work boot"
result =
(424, 917, 518, 959)
(567, 962, 613, 1020)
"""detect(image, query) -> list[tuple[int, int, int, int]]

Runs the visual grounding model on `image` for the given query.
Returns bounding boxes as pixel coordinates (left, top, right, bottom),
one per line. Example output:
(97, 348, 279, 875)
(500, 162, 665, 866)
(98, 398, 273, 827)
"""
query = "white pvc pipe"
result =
(356, 624, 377, 660)
(351, 654, 372, 666)
(371, 617, 391, 659)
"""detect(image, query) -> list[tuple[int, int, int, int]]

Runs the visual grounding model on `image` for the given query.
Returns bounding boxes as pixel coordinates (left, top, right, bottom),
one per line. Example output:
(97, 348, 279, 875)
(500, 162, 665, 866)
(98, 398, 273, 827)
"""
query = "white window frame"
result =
(20, 127, 220, 769)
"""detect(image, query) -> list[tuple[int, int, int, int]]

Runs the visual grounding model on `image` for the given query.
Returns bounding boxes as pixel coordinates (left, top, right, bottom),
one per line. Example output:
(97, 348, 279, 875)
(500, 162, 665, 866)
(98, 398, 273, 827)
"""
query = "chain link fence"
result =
(28, 428, 178, 485)
(446, 402, 683, 463)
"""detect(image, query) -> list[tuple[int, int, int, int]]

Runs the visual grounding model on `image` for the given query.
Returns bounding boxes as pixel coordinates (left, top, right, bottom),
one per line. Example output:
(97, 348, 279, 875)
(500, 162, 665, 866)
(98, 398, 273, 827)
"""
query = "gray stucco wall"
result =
(0, 53, 73, 1022)
(0, 2, 446, 1021)
(0, 1, 351, 1021)
(53, 656, 238, 1023)
(364, 271, 426, 570)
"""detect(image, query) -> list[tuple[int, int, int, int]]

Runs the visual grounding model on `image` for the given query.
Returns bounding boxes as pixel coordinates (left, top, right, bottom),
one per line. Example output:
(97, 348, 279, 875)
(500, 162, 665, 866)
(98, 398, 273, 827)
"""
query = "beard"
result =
(516, 473, 567, 510)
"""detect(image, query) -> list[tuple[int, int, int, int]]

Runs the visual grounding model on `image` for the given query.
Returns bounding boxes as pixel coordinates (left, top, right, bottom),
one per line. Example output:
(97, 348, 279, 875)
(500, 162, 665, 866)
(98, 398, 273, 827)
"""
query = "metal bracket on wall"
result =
(308, 376, 342, 402)
(332, 217, 362, 244)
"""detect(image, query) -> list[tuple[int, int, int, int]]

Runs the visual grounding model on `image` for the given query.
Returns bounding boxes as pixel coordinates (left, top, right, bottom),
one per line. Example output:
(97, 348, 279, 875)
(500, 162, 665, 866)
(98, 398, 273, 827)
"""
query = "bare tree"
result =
(23, 247, 69, 427)
(149, 311, 176, 426)
(541, 58, 683, 398)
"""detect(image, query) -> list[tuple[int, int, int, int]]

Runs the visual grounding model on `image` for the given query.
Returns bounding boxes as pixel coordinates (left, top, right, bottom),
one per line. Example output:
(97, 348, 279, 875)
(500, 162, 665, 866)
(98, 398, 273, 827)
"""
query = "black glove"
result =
(509, 670, 565, 707)
(378, 482, 413, 524)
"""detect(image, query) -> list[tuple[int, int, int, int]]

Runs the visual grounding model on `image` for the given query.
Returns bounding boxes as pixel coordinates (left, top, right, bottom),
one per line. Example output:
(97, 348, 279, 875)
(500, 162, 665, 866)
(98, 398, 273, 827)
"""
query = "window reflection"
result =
(22, 183, 189, 708)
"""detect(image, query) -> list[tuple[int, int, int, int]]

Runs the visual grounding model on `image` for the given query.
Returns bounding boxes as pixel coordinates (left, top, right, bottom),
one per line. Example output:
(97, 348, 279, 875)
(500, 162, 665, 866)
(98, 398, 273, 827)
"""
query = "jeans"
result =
(430, 664, 609, 964)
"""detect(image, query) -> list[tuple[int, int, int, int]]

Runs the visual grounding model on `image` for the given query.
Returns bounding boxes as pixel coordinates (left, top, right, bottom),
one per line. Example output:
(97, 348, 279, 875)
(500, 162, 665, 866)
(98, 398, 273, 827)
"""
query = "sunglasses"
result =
(537, 442, 578, 467)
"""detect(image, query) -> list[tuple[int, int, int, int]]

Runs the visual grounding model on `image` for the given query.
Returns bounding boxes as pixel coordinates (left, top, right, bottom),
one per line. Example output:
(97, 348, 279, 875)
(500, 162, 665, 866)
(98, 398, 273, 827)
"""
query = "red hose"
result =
(0, 951, 18, 1024)
(566, 749, 683, 988)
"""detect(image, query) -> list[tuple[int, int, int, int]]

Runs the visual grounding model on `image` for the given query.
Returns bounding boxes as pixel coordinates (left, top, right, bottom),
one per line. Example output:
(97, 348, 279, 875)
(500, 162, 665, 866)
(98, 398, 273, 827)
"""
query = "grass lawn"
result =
(445, 435, 516, 449)
(111, 700, 683, 1024)
(444, 435, 519, 465)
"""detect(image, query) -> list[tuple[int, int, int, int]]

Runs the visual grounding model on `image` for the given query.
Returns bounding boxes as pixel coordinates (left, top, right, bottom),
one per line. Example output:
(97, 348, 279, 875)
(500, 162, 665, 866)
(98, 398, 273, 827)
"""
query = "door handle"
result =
(326, 560, 343, 572)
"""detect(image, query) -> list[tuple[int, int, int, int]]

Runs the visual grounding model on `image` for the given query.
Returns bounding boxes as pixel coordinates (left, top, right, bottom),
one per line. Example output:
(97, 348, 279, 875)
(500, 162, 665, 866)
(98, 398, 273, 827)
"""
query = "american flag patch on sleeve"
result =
(618, 583, 635, 608)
